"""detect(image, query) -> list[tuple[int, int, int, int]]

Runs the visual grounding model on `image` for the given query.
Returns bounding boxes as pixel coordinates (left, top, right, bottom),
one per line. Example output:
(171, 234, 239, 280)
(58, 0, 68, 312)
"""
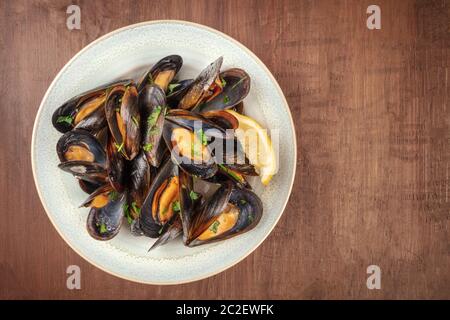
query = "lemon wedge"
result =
(225, 110, 277, 185)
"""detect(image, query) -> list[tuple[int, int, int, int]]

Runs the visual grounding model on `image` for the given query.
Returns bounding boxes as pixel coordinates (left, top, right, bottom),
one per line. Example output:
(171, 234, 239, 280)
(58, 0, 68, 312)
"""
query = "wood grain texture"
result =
(0, 0, 449, 299)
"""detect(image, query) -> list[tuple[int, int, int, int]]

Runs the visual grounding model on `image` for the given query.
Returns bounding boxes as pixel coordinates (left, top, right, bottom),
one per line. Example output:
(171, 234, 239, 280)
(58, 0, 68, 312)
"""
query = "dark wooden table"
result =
(1, 0, 449, 299)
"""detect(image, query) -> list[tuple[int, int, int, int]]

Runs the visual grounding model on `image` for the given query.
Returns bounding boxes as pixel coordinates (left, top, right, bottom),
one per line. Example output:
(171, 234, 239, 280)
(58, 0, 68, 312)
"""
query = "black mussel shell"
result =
(166, 79, 194, 108)
(58, 160, 107, 184)
(78, 179, 103, 194)
(127, 151, 151, 220)
(148, 217, 182, 251)
(106, 135, 126, 193)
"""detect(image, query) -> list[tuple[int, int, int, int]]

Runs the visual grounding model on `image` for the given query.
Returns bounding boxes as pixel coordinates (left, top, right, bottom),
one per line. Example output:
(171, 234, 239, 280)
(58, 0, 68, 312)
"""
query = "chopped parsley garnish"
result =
(131, 201, 141, 216)
(132, 116, 139, 126)
(218, 164, 242, 182)
(99, 223, 108, 234)
(172, 200, 181, 212)
(240, 199, 247, 205)
(147, 106, 162, 128)
(248, 213, 254, 223)
(191, 142, 202, 157)
(223, 95, 230, 104)
(109, 190, 118, 201)
(189, 190, 200, 201)
(196, 129, 208, 146)
(167, 83, 180, 94)
(143, 143, 153, 152)
(126, 214, 133, 225)
(221, 77, 227, 87)
(149, 127, 160, 136)
(231, 76, 248, 90)
(56, 115, 73, 125)
(114, 141, 124, 153)
(210, 221, 220, 233)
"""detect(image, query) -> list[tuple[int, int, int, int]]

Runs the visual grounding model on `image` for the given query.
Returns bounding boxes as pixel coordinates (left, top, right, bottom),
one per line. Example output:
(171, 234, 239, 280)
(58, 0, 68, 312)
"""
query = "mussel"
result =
(52, 80, 131, 133)
(139, 159, 180, 238)
(86, 188, 126, 240)
(185, 183, 262, 246)
(106, 134, 126, 193)
(139, 84, 167, 167)
(166, 79, 194, 108)
(57, 130, 108, 184)
(78, 179, 103, 194)
(193, 68, 250, 113)
(137, 55, 183, 93)
(163, 112, 219, 179)
(56, 130, 106, 165)
(127, 151, 152, 222)
(178, 57, 223, 110)
(105, 83, 141, 160)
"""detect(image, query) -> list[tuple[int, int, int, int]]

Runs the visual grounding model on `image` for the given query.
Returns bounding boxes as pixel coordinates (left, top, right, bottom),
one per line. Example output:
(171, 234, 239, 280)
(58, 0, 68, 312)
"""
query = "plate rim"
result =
(31, 19, 297, 285)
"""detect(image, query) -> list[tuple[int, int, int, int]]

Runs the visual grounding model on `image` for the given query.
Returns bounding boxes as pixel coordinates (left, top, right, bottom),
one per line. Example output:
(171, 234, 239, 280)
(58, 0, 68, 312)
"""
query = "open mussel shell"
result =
(178, 57, 223, 110)
(78, 179, 104, 194)
(148, 217, 182, 251)
(166, 79, 194, 107)
(127, 151, 151, 220)
(201, 110, 239, 130)
(194, 68, 250, 113)
(56, 130, 106, 165)
(52, 79, 131, 133)
(162, 119, 218, 179)
(178, 170, 198, 243)
(105, 83, 141, 160)
(207, 164, 252, 190)
(137, 55, 183, 93)
(86, 191, 126, 240)
(186, 184, 262, 247)
(106, 134, 126, 193)
(79, 184, 112, 208)
(58, 160, 107, 184)
(165, 109, 232, 140)
(139, 84, 167, 167)
(140, 159, 180, 238)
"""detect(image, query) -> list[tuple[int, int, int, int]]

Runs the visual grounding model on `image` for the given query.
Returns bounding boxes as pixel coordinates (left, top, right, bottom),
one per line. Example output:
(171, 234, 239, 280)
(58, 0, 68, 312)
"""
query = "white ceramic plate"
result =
(32, 20, 296, 284)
